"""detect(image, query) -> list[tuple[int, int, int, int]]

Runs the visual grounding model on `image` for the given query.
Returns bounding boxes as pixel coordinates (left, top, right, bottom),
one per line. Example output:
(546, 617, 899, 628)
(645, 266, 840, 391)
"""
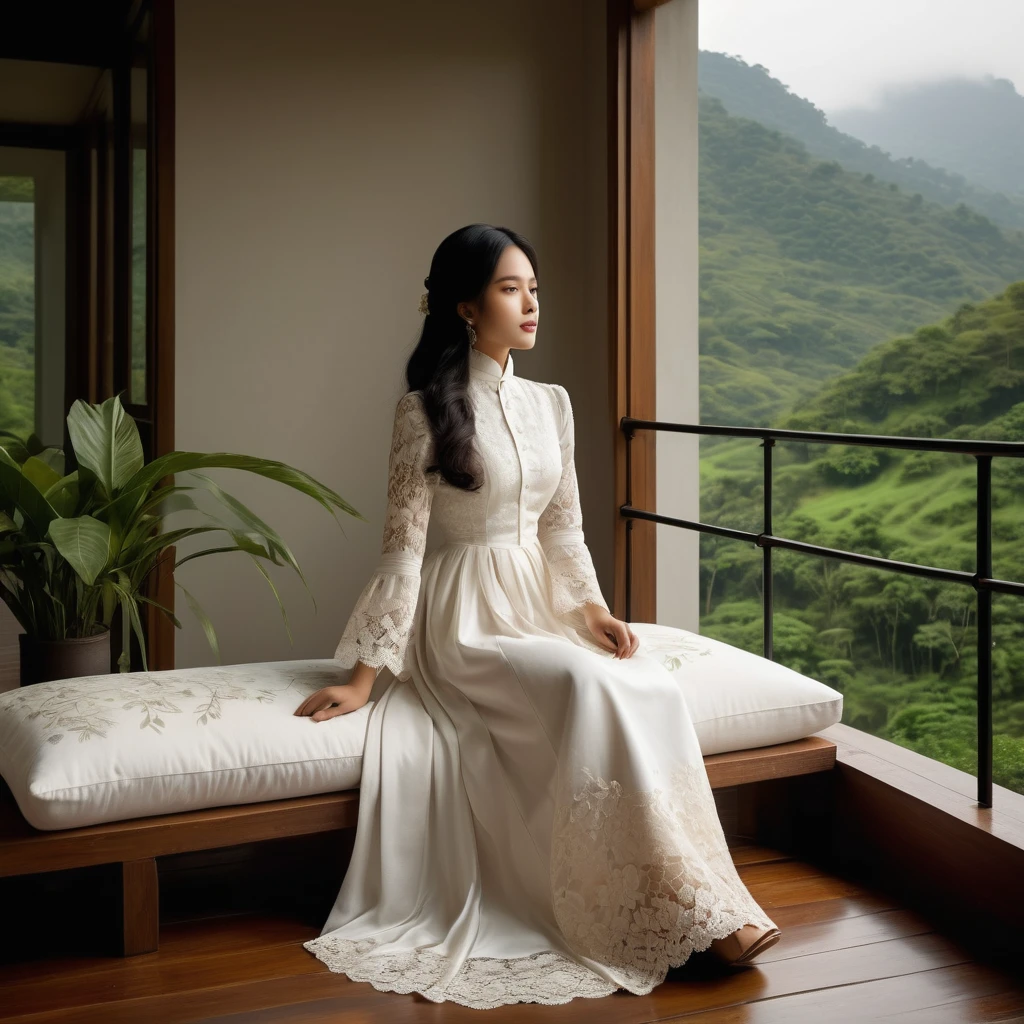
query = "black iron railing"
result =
(620, 418, 1024, 809)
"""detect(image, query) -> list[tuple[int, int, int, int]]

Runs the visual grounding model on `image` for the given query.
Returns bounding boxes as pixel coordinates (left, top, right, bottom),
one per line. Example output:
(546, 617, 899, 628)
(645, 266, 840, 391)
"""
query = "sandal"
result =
(710, 924, 782, 966)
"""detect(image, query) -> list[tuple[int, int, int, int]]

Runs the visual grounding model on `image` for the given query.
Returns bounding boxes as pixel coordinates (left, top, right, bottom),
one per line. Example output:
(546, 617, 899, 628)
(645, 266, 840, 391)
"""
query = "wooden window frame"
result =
(609, 0, 662, 623)
(0, 1, 177, 673)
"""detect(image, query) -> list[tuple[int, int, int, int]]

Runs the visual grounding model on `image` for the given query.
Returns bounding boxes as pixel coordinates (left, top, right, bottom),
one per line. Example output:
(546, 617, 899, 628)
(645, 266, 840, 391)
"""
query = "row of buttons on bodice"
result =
(494, 377, 544, 544)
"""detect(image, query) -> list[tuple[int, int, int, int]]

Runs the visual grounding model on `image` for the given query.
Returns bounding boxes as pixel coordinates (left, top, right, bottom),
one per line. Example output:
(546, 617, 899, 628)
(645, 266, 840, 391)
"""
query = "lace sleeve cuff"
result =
(333, 551, 423, 676)
(541, 527, 610, 617)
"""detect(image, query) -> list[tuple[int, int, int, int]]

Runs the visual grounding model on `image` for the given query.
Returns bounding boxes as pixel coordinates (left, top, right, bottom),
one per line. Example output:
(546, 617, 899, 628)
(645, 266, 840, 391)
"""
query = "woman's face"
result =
(459, 245, 539, 354)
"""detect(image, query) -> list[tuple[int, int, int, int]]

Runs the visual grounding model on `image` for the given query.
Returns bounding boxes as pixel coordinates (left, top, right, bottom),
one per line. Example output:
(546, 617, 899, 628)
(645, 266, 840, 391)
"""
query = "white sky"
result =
(698, 0, 1024, 113)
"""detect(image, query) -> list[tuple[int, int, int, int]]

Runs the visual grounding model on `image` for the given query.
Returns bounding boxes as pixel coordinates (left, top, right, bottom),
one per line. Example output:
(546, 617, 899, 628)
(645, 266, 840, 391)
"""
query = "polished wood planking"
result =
(2, 848, 1020, 1023)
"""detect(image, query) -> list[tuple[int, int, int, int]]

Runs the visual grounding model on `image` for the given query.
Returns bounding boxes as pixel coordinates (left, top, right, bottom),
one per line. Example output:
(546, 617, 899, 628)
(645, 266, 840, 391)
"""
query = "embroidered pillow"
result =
(630, 622, 843, 755)
(0, 659, 372, 830)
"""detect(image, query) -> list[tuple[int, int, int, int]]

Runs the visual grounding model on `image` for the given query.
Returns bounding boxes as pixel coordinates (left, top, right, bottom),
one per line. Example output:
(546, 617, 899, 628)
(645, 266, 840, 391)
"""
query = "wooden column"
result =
(610, 0, 658, 623)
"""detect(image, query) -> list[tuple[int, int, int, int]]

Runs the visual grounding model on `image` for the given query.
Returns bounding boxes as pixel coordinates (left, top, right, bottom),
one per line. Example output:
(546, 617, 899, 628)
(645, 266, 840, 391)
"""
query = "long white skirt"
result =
(303, 538, 777, 1009)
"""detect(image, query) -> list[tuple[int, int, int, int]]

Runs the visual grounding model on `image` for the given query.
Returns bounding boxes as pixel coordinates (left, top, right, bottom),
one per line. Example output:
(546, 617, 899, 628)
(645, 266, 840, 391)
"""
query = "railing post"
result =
(763, 437, 775, 661)
(977, 454, 993, 808)
(617, 415, 1023, 807)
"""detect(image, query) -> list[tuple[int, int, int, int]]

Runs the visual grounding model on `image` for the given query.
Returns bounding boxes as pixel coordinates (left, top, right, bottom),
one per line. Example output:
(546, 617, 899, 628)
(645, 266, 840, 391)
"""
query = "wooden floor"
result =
(1, 838, 1022, 1023)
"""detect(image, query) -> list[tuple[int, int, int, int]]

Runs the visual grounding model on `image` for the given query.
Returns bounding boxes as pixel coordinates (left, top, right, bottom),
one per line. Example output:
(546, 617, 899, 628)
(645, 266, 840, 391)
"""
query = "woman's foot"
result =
(708, 923, 781, 966)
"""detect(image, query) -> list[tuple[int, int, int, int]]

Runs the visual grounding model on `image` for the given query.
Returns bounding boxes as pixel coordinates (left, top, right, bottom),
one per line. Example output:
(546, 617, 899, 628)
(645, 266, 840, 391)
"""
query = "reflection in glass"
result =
(129, 13, 150, 407)
(0, 176, 35, 440)
(130, 145, 146, 405)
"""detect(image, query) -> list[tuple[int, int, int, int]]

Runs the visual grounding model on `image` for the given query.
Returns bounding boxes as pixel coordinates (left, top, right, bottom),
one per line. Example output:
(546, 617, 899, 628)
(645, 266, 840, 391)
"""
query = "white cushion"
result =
(0, 659, 372, 831)
(0, 629, 843, 832)
(630, 622, 843, 755)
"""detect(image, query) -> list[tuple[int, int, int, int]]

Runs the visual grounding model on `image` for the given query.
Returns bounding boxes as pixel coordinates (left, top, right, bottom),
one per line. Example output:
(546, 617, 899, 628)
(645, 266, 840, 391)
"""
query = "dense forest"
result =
(699, 284, 1024, 792)
(697, 61, 1024, 793)
(698, 92, 1024, 428)
(0, 178, 33, 439)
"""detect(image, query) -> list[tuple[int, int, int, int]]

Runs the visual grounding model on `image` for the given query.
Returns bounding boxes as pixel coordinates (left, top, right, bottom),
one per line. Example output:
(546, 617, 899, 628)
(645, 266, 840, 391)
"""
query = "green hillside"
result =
(698, 51, 1024, 231)
(699, 93, 1024, 428)
(700, 283, 1024, 792)
(0, 180, 35, 438)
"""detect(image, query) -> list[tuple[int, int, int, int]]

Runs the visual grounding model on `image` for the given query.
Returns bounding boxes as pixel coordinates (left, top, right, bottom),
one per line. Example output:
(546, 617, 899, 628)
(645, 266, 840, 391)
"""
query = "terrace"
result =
(1, 0, 1022, 1020)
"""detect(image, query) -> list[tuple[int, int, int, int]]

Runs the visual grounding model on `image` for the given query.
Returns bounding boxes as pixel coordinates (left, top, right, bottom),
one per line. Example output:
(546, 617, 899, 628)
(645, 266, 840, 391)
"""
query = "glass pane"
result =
(129, 12, 150, 407)
(993, 593, 1024, 795)
(0, 175, 34, 442)
(130, 144, 146, 405)
(697, 3, 1024, 799)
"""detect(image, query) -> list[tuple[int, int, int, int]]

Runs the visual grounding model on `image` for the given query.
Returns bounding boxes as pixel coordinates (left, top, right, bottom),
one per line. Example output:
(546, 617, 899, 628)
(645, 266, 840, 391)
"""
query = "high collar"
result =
(468, 345, 514, 385)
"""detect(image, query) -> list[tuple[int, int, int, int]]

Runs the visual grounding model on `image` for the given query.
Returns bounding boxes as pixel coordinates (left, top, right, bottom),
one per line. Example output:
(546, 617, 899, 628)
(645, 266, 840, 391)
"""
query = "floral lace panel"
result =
(544, 540, 609, 617)
(336, 392, 435, 674)
(303, 936, 618, 1010)
(538, 385, 607, 616)
(551, 764, 777, 982)
(380, 392, 435, 557)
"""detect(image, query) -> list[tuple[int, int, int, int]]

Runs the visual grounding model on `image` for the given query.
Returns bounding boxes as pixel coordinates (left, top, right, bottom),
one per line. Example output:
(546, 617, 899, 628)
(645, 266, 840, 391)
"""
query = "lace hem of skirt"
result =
(550, 761, 778, 981)
(303, 898, 771, 1009)
(302, 936, 619, 1009)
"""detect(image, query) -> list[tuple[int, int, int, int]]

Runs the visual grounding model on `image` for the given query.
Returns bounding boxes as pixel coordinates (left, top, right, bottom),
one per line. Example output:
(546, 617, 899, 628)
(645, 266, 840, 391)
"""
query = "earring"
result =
(465, 321, 477, 346)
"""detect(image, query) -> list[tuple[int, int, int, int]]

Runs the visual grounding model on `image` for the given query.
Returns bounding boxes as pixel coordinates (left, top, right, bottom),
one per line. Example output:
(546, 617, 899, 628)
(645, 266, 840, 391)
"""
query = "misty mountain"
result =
(698, 52, 1024, 231)
(698, 93, 1024, 426)
(829, 75, 1024, 200)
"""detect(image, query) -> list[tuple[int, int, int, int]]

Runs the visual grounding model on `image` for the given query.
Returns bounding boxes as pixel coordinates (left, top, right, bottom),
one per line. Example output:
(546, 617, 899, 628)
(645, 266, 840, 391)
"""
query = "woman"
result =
(294, 224, 781, 1009)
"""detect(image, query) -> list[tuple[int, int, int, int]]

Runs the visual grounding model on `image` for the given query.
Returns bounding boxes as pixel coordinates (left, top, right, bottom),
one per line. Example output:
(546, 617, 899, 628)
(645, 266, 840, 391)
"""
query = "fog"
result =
(698, 0, 1024, 113)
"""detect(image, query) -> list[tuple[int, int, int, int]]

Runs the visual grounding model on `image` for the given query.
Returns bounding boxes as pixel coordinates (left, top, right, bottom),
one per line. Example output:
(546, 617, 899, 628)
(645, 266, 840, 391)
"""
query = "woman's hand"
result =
(582, 603, 639, 659)
(293, 679, 373, 721)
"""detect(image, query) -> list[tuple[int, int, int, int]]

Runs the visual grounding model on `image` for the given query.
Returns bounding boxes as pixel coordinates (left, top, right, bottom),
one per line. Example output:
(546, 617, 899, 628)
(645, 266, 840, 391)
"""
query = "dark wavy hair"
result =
(407, 223, 539, 491)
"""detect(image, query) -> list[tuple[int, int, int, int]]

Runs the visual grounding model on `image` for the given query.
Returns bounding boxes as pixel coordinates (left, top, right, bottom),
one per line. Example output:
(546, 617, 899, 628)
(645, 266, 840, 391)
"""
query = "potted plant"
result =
(0, 393, 366, 685)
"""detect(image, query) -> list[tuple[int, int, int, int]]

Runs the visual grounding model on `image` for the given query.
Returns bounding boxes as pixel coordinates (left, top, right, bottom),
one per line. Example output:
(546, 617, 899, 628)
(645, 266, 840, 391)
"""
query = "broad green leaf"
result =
(177, 580, 221, 664)
(247, 553, 293, 645)
(0, 458, 58, 538)
(48, 516, 112, 585)
(118, 524, 225, 575)
(0, 436, 30, 464)
(43, 471, 80, 518)
(34, 447, 65, 476)
(122, 451, 365, 523)
(188, 471, 302, 575)
(22, 456, 62, 496)
(143, 486, 199, 518)
(135, 592, 183, 630)
(113, 570, 148, 672)
(66, 393, 145, 497)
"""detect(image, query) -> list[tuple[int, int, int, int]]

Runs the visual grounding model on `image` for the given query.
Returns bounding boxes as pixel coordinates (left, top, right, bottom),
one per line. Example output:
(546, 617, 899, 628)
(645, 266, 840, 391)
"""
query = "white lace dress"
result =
(302, 345, 777, 1008)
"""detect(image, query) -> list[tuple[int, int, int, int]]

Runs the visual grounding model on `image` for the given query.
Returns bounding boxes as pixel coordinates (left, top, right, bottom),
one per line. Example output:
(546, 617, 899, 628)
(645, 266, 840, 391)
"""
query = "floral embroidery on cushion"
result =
(0, 665, 344, 739)
(635, 630, 715, 672)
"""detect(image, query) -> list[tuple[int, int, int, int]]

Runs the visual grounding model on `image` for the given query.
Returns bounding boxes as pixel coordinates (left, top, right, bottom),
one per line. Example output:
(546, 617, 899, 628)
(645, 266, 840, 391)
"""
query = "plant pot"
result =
(19, 627, 113, 687)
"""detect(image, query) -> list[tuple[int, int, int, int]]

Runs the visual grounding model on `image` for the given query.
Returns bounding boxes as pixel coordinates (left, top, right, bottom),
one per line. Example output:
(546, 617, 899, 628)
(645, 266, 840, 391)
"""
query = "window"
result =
(697, 0, 1024, 796)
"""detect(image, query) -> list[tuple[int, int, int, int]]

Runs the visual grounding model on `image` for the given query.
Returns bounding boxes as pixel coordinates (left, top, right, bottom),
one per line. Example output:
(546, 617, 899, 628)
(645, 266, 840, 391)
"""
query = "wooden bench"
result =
(0, 735, 836, 956)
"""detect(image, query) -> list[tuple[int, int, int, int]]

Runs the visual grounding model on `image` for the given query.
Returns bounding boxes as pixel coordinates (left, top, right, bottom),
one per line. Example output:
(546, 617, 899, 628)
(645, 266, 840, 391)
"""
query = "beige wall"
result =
(174, 0, 610, 667)
(654, 0, 701, 631)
